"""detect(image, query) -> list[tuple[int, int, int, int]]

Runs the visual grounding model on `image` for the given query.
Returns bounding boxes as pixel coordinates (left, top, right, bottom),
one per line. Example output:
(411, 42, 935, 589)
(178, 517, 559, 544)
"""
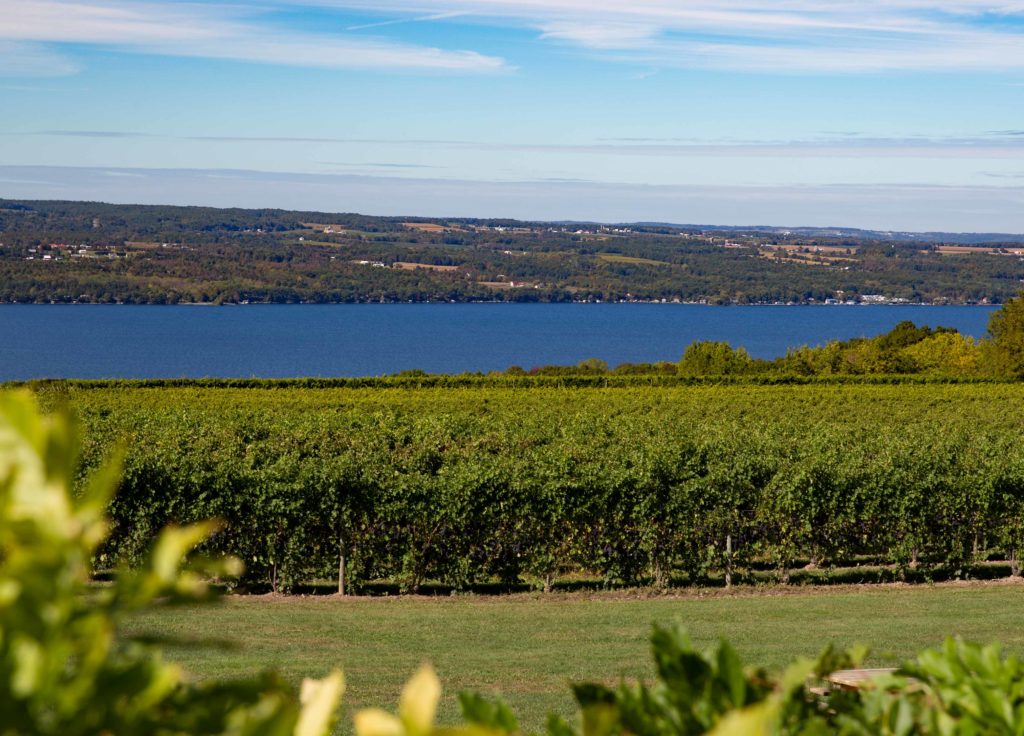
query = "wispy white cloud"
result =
(1, 0, 508, 74)
(290, 0, 1024, 72)
(630, 69, 660, 80)
(8, 0, 1024, 74)
(538, 23, 661, 50)
(663, 26, 1024, 73)
(0, 41, 79, 77)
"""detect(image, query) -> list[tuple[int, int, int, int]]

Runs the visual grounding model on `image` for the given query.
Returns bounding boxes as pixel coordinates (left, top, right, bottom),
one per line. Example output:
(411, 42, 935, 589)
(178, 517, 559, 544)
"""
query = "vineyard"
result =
(41, 381, 1024, 593)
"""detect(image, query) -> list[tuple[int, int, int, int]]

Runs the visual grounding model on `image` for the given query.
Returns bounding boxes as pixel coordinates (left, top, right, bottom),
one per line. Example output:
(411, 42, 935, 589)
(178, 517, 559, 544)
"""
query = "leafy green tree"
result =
(988, 293, 1024, 378)
(875, 320, 940, 352)
(576, 358, 609, 374)
(901, 332, 980, 375)
(678, 343, 758, 376)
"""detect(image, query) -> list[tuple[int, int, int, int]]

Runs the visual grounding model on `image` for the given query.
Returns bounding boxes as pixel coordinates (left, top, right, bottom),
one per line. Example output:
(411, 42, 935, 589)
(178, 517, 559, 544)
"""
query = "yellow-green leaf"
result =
(400, 665, 442, 736)
(295, 670, 345, 736)
(355, 708, 406, 736)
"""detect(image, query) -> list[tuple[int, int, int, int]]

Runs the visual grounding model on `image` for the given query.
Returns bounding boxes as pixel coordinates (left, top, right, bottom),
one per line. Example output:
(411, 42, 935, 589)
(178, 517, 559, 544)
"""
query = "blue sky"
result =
(2, 0, 1024, 231)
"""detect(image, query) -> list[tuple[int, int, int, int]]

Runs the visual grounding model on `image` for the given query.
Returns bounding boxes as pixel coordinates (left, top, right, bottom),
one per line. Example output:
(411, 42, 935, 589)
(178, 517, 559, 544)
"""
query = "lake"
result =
(0, 304, 998, 380)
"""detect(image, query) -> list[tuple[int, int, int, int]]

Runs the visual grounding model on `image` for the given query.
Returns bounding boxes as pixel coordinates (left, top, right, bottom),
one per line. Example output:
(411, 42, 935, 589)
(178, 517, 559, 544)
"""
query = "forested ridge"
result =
(4, 199, 1024, 304)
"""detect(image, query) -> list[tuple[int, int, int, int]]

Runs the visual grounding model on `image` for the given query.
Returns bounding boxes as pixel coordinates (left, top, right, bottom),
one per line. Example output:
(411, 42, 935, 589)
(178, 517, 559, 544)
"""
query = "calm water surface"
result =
(0, 304, 998, 380)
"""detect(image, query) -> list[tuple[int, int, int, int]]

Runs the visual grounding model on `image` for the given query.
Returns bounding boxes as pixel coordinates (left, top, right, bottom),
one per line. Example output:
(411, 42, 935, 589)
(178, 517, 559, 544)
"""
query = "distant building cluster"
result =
(25, 243, 123, 262)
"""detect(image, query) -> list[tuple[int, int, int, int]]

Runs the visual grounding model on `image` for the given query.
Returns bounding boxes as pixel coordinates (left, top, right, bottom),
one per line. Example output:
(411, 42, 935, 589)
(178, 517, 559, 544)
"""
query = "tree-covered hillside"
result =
(3, 199, 1024, 304)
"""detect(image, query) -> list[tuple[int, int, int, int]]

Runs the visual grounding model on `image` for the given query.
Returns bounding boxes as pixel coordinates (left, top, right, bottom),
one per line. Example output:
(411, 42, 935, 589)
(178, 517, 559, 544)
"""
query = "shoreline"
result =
(0, 300, 1000, 307)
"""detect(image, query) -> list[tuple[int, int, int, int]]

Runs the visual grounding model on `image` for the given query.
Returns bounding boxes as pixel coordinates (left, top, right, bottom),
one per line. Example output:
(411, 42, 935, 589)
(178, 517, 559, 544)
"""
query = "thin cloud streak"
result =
(39, 129, 157, 138)
(346, 11, 470, 31)
(319, 161, 446, 169)
(20, 129, 1024, 159)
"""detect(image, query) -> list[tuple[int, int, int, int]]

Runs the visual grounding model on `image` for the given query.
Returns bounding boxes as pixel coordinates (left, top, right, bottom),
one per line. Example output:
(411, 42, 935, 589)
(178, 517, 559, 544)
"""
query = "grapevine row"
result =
(54, 383, 1024, 592)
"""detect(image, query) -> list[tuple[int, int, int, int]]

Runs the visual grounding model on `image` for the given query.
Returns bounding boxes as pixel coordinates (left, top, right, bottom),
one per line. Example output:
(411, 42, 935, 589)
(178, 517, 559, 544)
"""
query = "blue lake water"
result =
(0, 304, 999, 380)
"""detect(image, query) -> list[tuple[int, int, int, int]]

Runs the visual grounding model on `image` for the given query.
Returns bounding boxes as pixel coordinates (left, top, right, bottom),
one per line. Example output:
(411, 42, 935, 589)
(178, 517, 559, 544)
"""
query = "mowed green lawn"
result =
(126, 582, 1024, 731)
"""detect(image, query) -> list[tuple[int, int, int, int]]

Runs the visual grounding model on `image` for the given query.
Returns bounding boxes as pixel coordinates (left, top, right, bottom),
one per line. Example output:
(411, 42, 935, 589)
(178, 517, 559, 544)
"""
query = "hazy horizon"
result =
(3, 1, 1024, 231)
(5, 165, 1024, 235)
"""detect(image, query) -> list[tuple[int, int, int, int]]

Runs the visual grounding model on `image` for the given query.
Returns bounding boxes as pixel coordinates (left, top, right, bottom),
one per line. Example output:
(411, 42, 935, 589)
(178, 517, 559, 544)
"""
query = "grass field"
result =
(596, 254, 670, 266)
(125, 581, 1024, 731)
